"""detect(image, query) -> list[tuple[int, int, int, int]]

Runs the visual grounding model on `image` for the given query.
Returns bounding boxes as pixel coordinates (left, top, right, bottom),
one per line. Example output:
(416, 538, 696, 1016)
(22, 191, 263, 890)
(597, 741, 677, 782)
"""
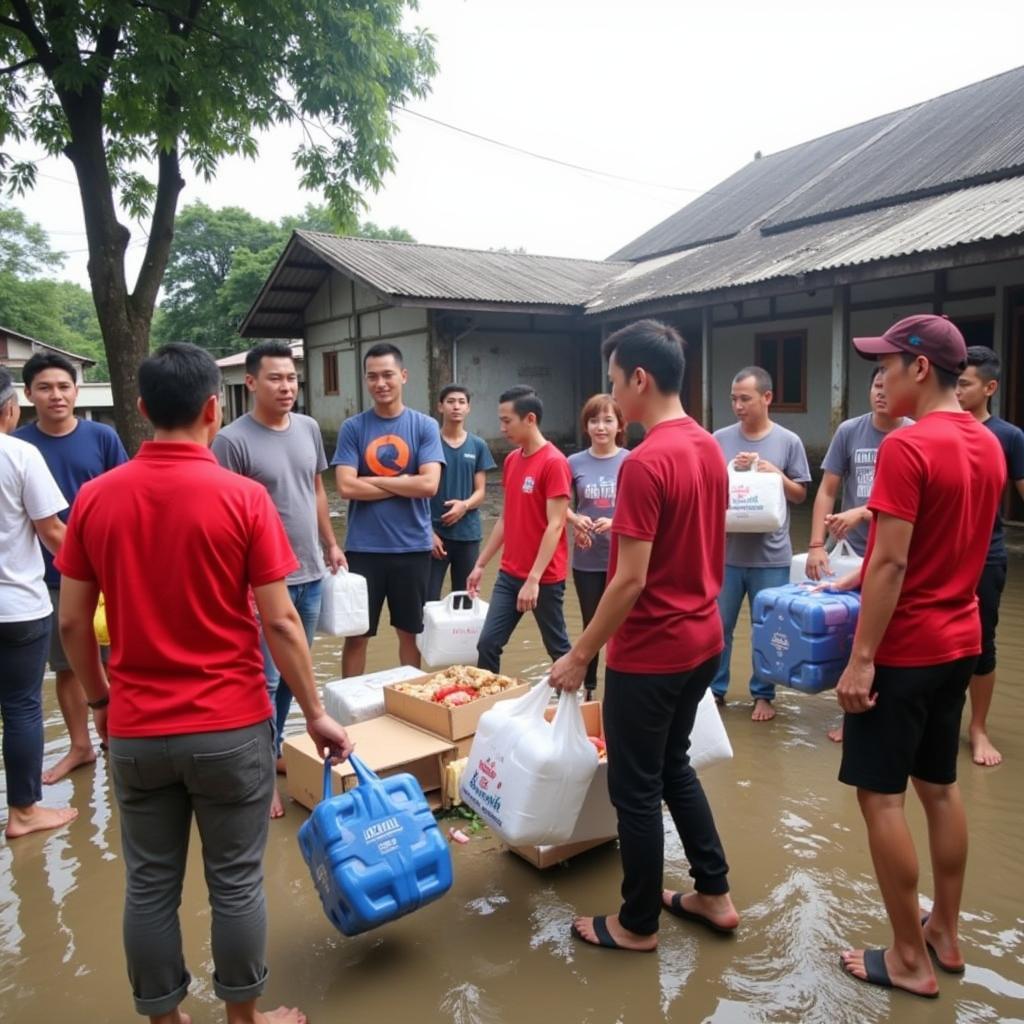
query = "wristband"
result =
(87, 694, 110, 710)
(807, 543, 826, 549)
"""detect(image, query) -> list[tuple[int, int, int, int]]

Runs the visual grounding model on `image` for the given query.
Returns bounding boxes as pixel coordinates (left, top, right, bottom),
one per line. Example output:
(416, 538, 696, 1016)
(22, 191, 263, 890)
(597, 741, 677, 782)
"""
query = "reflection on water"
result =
(2, 511, 1024, 1022)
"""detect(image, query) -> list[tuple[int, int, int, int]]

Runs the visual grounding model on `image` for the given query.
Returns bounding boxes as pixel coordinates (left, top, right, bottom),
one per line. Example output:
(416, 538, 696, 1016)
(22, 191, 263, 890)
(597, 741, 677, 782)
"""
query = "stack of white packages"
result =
(323, 665, 426, 726)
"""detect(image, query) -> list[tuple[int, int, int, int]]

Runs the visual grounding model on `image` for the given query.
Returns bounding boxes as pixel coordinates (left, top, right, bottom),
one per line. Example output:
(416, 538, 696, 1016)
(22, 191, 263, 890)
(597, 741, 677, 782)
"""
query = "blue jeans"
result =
(711, 564, 790, 702)
(260, 578, 322, 755)
(476, 571, 571, 673)
(0, 615, 50, 808)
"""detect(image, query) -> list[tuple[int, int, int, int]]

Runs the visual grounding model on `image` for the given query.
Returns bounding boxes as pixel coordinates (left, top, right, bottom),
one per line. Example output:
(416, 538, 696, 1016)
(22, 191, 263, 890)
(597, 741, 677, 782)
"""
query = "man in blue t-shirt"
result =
(956, 345, 1024, 767)
(428, 384, 496, 601)
(16, 352, 128, 783)
(332, 343, 444, 676)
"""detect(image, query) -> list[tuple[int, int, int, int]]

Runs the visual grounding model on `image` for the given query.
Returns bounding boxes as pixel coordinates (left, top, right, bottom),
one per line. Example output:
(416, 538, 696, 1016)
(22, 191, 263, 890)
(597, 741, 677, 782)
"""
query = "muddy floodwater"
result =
(2, 508, 1023, 1023)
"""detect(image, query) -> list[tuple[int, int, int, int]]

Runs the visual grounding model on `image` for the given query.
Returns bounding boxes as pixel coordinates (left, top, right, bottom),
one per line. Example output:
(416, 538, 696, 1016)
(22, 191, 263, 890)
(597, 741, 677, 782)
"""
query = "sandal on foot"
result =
(921, 913, 966, 975)
(570, 915, 655, 953)
(843, 948, 939, 999)
(663, 892, 736, 935)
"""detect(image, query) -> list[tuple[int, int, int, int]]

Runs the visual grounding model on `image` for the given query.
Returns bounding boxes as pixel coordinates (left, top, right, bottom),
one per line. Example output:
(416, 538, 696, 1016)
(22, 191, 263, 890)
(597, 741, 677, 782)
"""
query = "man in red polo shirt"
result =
(56, 343, 351, 1024)
(834, 315, 1004, 998)
(550, 319, 738, 953)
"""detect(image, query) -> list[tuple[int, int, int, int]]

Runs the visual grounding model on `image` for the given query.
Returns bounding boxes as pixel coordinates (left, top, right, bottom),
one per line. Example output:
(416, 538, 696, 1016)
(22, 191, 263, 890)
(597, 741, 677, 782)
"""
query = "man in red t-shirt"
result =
(550, 320, 739, 953)
(467, 385, 571, 673)
(831, 315, 1004, 999)
(56, 343, 352, 1024)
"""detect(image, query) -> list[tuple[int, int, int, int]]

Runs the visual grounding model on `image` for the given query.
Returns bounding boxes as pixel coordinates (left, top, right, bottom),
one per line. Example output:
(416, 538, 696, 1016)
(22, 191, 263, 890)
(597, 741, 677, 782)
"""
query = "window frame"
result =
(322, 350, 339, 396)
(754, 329, 808, 413)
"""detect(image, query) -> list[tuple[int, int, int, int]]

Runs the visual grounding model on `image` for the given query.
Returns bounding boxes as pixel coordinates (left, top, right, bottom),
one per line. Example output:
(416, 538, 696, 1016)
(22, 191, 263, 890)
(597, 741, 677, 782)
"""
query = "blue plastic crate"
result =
(298, 753, 453, 936)
(751, 583, 861, 693)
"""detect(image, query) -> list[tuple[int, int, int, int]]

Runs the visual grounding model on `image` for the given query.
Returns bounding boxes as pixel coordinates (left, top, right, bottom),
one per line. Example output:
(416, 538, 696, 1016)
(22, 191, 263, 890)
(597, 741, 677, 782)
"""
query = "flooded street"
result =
(2, 507, 1023, 1023)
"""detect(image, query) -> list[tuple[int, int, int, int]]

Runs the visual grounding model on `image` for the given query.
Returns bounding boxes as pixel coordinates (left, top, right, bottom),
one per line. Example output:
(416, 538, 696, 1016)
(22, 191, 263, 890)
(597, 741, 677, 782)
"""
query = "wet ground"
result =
(2, 506, 1023, 1023)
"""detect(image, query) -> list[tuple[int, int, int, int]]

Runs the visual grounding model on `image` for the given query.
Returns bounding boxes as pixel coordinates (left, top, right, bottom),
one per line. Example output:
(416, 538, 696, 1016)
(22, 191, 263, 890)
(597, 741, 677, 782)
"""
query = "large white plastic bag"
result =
(460, 681, 599, 846)
(416, 591, 489, 667)
(318, 570, 370, 637)
(725, 458, 786, 533)
(689, 689, 733, 770)
(323, 665, 425, 726)
(790, 538, 864, 584)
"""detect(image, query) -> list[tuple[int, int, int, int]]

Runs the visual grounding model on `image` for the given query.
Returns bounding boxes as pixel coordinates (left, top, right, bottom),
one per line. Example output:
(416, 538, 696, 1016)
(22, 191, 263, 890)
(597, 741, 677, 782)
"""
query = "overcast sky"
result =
(11, 0, 1024, 290)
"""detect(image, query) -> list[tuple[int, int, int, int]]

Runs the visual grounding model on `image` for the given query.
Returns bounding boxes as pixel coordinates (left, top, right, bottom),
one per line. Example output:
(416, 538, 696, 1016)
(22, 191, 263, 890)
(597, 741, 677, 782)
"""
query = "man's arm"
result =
(466, 515, 505, 597)
(1015, 478, 1024, 503)
(253, 580, 353, 761)
(441, 469, 488, 526)
(549, 535, 652, 691)
(516, 496, 569, 612)
(33, 514, 66, 556)
(368, 462, 442, 499)
(314, 474, 346, 572)
(335, 465, 392, 501)
(58, 577, 109, 741)
(806, 472, 841, 580)
(835, 512, 913, 713)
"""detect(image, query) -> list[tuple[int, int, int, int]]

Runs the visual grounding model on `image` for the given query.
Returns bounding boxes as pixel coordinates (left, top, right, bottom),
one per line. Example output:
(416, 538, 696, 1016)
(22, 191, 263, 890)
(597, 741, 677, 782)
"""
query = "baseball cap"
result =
(852, 314, 967, 374)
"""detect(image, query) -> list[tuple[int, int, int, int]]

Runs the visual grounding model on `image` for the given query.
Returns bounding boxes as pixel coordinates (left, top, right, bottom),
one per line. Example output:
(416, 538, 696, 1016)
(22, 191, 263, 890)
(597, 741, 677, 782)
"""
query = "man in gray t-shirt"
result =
(212, 342, 344, 816)
(712, 367, 811, 720)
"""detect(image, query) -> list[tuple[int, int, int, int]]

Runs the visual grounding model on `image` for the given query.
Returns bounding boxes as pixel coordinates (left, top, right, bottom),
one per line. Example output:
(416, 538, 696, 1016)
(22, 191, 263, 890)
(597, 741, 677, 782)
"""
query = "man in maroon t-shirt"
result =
(831, 316, 1004, 998)
(550, 320, 739, 953)
(467, 385, 572, 673)
(56, 343, 352, 1024)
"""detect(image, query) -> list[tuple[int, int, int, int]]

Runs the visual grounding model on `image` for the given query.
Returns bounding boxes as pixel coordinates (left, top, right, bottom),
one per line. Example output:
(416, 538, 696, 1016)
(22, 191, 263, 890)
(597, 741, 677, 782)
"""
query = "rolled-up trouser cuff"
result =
(133, 972, 191, 1017)
(214, 965, 269, 1005)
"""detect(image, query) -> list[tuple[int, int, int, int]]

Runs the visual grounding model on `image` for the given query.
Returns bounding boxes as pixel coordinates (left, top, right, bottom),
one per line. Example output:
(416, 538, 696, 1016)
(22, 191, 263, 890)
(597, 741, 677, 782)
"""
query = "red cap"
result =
(852, 314, 967, 374)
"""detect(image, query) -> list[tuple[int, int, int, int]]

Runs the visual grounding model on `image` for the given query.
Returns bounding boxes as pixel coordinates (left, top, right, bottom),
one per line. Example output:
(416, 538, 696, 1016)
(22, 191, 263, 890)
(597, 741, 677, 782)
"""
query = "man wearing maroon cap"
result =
(831, 315, 1005, 997)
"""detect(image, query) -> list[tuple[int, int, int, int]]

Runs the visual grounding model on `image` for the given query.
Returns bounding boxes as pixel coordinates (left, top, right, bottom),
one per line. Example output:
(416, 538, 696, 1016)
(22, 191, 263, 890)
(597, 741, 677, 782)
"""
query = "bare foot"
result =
(827, 723, 844, 743)
(275, 756, 287, 775)
(5, 804, 78, 839)
(921, 910, 965, 972)
(571, 913, 657, 952)
(970, 729, 1002, 767)
(42, 746, 97, 784)
(270, 788, 286, 819)
(663, 889, 740, 933)
(840, 947, 938, 998)
(151, 1008, 192, 1024)
(751, 699, 776, 722)
(256, 1007, 307, 1024)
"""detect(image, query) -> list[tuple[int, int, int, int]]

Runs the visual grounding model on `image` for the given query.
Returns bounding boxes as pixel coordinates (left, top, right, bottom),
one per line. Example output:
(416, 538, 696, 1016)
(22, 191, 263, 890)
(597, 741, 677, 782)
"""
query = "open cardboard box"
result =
(508, 700, 618, 868)
(283, 716, 456, 812)
(383, 671, 530, 740)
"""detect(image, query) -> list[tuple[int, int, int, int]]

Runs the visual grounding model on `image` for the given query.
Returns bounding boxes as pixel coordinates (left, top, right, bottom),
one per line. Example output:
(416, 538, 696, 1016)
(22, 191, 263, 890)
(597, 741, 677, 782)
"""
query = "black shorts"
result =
(976, 560, 1007, 676)
(839, 655, 977, 794)
(344, 550, 431, 637)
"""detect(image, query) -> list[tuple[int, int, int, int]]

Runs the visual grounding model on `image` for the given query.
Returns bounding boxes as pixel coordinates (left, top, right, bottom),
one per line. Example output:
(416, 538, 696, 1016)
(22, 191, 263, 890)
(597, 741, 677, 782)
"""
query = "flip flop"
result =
(921, 913, 966, 975)
(570, 915, 656, 953)
(662, 892, 736, 935)
(842, 948, 939, 999)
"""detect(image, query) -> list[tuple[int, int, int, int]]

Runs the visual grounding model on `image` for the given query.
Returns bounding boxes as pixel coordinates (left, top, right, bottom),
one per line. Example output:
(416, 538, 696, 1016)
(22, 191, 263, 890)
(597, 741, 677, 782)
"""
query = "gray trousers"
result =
(109, 720, 275, 1016)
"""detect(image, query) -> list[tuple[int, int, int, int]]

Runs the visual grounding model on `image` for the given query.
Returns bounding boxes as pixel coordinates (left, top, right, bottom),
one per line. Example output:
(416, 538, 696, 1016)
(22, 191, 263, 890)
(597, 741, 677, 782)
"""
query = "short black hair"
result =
(245, 340, 294, 377)
(499, 385, 543, 424)
(139, 343, 222, 429)
(601, 320, 685, 395)
(870, 364, 884, 382)
(733, 366, 773, 394)
(0, 366, 16, 409)
(439, 383, 471, 402)
(965, 345, 1001, 384)
(899, 351, 958, 390)
(23, 352, 77, 389)
(363, 342, 404, 369)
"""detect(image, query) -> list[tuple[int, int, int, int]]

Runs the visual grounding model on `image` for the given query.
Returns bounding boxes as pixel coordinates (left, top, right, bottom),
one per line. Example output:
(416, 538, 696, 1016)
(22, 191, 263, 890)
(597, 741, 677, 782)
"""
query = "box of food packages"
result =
(383, 665, 529, 740)
(322, 664, 426, 726)
(283, 716, 456, 812)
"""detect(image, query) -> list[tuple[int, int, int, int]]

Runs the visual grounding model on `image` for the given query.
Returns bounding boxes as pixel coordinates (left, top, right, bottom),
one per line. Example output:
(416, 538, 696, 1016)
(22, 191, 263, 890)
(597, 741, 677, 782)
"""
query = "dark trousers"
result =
(427, 539, 481, 602)
(0, 615, 50, 808)
(572, 569, 608, 696)
(605, 655, 730, 936)
(476, 571, 571, 673)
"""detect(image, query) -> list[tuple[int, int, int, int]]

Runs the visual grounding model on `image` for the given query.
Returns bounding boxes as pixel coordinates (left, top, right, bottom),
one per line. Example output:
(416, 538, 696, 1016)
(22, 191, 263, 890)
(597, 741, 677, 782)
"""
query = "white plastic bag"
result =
(416, 591, 490, 667)
(790, 539, 864, 584)
(690, 689, 733, 770)
(460, 681, 599, 846)
(725, 457, 786, 533)
(318, 570, 370, 637)
(323, 665, 426, 726)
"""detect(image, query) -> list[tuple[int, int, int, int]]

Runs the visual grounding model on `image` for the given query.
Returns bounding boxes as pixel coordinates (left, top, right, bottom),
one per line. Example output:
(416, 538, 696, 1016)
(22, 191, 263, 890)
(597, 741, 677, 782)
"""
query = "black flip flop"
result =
(570, 915, 656, 953)
(662, 892, 736, 935)
(843, 948, 939, 999)
(921, 913, 966, 975)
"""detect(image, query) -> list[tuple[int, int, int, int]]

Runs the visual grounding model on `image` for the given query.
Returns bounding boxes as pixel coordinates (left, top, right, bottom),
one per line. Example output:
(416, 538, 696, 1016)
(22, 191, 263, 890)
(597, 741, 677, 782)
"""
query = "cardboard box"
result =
(283, 716, 455, 812)
(509, 836, 616, 869)
(383, 672, 530, 740)
(322, 664, 425, 726)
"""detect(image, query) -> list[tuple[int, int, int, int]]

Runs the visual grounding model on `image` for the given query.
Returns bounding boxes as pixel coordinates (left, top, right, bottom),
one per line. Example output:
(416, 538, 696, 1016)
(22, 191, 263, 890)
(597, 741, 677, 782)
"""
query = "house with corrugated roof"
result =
(242, 66, 1024, 484)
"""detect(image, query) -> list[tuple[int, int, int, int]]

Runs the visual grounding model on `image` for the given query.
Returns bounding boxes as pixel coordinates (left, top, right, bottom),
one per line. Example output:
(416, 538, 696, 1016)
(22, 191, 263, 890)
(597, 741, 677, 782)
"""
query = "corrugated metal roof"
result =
(216, 340, 303, 367)
(586, 176, 1024, 313)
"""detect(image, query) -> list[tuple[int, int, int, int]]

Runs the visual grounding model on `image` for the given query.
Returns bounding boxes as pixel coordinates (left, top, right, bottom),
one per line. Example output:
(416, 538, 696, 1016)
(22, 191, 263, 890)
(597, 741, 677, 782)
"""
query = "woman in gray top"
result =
(567, 395, 629, 697)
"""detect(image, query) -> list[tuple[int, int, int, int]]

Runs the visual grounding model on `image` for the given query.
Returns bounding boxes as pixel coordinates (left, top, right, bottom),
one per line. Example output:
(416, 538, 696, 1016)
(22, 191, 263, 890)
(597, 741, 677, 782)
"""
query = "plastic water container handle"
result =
(834, 538, 857, 560)
(320, 751, 377, 802)
(445, 590, 474, 613)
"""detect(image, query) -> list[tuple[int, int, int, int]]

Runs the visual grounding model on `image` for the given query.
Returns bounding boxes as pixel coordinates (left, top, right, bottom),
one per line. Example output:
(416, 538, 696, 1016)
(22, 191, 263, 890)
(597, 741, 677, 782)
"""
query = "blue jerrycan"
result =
(751, 583, 861, 693)
(297, 753, 453, 936)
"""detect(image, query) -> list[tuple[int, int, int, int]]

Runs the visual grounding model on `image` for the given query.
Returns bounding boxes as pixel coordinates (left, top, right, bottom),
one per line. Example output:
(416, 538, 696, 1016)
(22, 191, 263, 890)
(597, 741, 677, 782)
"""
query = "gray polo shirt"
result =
(212, 412, 328, 584)
(714, 422, 811, 568)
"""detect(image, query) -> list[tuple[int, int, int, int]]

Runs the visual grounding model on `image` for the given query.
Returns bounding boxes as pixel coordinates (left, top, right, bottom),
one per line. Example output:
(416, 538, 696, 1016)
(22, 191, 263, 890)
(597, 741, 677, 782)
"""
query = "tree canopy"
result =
(1, 0, 436, 450)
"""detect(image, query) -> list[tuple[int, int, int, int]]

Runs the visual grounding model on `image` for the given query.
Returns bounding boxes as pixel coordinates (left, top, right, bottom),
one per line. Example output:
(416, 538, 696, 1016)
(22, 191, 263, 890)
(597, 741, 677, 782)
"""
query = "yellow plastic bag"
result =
(93, 593, 110, 646)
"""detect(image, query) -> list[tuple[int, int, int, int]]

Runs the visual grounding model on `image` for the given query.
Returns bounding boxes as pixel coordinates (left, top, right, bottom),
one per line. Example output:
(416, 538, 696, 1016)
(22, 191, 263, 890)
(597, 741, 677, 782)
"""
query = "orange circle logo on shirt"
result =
(365, 434, 410, 477)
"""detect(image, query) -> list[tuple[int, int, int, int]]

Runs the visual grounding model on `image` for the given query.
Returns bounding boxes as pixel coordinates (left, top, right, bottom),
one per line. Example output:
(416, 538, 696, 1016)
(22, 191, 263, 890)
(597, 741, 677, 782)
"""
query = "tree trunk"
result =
(103, 312, 153, 455)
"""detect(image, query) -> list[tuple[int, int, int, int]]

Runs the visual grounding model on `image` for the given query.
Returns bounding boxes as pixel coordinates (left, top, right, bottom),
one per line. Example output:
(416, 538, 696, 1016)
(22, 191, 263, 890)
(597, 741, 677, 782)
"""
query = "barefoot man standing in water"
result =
(834, 316, 1003, 998)
(58, 343, 352, 1024)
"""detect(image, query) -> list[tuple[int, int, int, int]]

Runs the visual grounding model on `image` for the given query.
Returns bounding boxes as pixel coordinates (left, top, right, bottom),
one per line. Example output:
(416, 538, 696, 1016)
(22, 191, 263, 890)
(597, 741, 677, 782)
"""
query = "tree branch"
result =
(8, 0, 53, 65)
(131, 146, 183, 316)
(0, 55, 40, 76)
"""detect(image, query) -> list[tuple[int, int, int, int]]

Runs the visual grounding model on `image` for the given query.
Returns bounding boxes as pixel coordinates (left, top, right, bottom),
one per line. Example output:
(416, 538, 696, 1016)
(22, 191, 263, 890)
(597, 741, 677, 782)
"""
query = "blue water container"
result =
(751, 584, 861, 693)
(297, 754, 453, 936)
